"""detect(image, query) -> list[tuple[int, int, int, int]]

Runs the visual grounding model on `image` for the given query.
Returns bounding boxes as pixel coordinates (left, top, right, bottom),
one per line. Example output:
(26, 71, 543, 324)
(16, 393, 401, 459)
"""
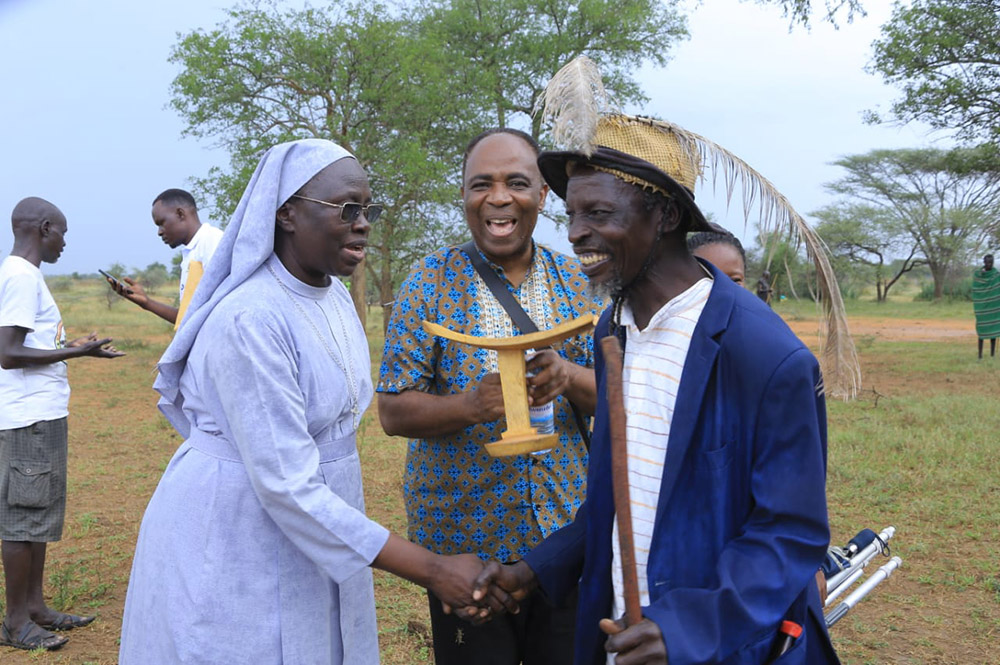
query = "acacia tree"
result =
(868, 0, 1000, 145)
(750, 229, 815, 301)
(825, 146, 1000, 299)
(813, 203, 924, 301)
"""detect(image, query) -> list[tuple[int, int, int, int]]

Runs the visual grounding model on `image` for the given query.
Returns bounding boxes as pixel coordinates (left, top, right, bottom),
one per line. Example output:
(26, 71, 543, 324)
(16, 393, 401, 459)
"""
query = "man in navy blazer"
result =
(468, 114, 841, 665)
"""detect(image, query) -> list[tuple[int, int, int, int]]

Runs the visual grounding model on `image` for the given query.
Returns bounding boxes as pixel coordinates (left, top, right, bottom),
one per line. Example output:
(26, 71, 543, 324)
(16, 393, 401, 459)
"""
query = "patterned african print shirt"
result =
(378, 243, 604, 562)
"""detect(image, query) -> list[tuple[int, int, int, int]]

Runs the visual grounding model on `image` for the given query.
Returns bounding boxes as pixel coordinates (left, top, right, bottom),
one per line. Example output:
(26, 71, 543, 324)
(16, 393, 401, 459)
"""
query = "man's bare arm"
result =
(378, 375, 505, 439)
(0, 326, 124, 369)
(107, 277, 178, 324)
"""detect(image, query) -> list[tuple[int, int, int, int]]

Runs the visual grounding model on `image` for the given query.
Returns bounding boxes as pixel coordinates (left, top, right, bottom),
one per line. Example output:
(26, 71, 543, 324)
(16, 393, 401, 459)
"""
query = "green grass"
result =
(819, 334, 1000, 664)
(774, 295, 974, 321)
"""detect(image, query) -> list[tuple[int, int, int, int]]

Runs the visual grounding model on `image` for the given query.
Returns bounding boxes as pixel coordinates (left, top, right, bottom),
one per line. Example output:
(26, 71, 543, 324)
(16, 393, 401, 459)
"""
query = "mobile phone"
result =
(98, 269, 133, 294)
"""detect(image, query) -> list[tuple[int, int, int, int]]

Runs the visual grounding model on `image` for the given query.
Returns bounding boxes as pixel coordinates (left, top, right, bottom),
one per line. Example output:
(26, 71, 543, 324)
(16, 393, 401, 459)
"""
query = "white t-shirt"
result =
(0, 255, 70, 429)
(179, 223, 223, 301)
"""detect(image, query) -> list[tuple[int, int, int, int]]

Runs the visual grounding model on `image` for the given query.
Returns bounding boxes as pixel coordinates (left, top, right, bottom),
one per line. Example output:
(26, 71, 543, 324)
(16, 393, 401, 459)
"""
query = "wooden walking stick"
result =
(601, 335, 642, 627)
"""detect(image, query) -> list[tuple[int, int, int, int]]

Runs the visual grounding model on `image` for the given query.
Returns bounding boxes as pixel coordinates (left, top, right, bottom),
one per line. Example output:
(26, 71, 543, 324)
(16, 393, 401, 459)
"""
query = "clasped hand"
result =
(441, 559, 536, 625)
(469, 351, 574, 426)
(441, 559, 668, 663)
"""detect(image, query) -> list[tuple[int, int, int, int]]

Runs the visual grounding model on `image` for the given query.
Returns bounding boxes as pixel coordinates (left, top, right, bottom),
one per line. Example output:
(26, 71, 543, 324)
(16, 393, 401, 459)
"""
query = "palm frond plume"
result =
(533, 55, 613, 156)
(656, 119, 860, 399)
(534, 57, 861, 399)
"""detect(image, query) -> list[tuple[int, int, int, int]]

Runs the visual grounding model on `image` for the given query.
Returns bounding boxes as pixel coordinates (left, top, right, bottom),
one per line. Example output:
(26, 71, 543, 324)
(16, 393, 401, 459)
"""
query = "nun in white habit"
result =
(119, 139, 504, 664)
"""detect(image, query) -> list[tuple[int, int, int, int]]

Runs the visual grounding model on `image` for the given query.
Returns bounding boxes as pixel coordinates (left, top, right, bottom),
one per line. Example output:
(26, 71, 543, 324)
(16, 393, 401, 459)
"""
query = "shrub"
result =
(914, 278, 973, 301)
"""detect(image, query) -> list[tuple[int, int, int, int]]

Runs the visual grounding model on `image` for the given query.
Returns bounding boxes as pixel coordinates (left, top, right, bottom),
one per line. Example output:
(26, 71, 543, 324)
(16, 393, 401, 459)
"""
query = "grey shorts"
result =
(0, 418, 68, 542)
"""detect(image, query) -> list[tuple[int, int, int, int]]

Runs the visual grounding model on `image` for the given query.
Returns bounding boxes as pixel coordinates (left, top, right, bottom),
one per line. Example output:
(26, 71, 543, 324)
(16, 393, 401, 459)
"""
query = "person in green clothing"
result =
(972, 254, 1000, 359)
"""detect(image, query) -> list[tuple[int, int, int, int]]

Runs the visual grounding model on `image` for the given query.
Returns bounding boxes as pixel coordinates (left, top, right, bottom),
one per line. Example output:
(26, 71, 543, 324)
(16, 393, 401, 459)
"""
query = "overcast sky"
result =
(1, 0, 935, 276)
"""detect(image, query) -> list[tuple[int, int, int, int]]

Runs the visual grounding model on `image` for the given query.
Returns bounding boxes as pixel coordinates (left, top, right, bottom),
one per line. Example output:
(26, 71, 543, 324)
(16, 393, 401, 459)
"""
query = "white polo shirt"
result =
(0, 256, 70, 430)
(610, 276, 713, 628)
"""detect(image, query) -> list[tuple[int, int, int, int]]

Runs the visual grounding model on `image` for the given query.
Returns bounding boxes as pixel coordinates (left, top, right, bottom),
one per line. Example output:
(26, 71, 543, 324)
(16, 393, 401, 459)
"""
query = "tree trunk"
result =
(783, 257, 799, 300)
(875, 259, 886, 302)
(380, 249, 395, 338)
(350, 258, 367, 331)
(929, 262, 946, 300)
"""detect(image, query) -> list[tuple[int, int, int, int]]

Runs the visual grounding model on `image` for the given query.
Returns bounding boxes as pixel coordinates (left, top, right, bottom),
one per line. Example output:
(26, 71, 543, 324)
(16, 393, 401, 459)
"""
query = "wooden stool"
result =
(422, 314, 597, 456)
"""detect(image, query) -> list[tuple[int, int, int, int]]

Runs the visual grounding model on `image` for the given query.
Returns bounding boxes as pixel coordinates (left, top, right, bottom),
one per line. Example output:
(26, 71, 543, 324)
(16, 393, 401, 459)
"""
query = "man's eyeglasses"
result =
(290, 195, 383, 224)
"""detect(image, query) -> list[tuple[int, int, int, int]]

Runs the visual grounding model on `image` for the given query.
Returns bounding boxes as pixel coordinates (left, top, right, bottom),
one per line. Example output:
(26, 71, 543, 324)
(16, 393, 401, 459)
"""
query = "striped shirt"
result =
(973, 267, 1000, 338)
(611, 276, 713, 623)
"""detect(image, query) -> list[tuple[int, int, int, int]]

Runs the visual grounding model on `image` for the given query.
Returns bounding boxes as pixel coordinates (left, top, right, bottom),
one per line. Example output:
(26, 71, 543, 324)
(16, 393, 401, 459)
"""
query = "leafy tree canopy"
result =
(868, 0, 1000, 144)
(167, 0, 870, 318)
(750, 0, 865, 27)
(813, 203, 924, 301)
(421, 0, 688, 137)
(168, 0, 692, 321)
(825, 145, 1000, 298)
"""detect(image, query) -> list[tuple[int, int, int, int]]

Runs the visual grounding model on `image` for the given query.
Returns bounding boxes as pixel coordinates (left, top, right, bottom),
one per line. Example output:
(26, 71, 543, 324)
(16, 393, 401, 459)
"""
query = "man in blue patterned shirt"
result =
(378, 129, 604, 665)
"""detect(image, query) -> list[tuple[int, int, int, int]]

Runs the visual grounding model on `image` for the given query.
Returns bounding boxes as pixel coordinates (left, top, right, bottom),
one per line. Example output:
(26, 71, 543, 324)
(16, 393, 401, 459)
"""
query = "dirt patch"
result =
(788, 316, 975, 346)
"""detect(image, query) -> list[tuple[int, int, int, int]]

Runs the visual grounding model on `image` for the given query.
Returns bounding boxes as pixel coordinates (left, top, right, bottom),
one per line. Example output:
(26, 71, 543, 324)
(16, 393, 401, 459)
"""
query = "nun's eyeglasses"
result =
(290, 195, 383, 224)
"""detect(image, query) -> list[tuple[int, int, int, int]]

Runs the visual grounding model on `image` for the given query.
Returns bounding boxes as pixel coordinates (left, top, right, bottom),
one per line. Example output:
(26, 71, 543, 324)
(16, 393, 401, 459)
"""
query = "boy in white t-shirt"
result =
(0, 197, 124, 652)
(105, 188, 223, 329)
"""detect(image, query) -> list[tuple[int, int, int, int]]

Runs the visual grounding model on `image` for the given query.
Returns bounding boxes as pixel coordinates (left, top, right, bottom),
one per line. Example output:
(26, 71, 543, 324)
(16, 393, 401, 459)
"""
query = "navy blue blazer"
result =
(524, 261, 841, 665)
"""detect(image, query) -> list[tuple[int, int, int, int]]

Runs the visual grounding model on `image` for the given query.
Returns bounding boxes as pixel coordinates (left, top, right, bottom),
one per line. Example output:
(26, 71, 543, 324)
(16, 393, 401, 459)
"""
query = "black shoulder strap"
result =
(462, 241, 539, 334)
(460, 241, 591, 448)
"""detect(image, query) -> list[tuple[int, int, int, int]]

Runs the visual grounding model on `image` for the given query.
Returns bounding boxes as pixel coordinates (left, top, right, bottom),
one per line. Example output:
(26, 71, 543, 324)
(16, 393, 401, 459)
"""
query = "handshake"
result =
(431, 557, 538, 624)
(427, 554, 669, 663)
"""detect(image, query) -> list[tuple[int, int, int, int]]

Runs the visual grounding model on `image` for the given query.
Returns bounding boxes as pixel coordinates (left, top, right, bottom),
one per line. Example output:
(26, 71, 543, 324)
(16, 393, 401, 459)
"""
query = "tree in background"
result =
(825, 146, 1000, 299)
(813, 203, 925, 302)
(748, 229, 814, 302)
(168, 0, 691, 326)
(868, 0, 1000, 145)
(170, 252, 183, 280)
(758, 0, 865, 27)
(168, 0, 873, 323)
(139, 261, 171, 295)
(422, 0, 687, 138)
(170, 0, 471, 328)
(104, 262, 129, 309)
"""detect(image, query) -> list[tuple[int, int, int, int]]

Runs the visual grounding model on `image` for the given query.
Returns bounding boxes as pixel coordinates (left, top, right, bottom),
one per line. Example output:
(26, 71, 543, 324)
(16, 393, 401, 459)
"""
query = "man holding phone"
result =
(1, 197, 124, 651)
(106, 189, 222, 328)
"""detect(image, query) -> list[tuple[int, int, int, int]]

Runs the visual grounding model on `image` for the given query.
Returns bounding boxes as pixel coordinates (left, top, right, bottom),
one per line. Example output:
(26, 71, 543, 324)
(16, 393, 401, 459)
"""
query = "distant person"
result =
(107, 189, 223, 328)
(688, 227, 746, 286)
(972, 253, 1000, 359)
(756, 269, 773, 305)
(0, 197, 124, 652)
